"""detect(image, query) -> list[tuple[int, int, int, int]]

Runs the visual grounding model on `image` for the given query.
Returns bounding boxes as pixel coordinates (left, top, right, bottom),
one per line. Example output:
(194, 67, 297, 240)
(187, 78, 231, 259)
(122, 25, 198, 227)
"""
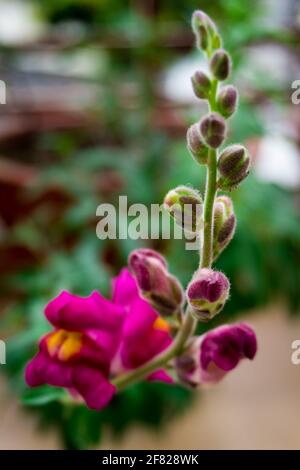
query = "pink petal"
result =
(112, 268, 139, 306)
(45, 290, 125, 332)
(148, 369, 174, 384)
(71, 365, 115, 410)
(25, 352, 73, 388)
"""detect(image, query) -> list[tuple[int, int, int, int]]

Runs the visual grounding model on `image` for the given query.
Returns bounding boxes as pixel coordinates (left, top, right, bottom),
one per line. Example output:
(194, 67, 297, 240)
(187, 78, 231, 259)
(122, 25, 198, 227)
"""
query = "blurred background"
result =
(0, 0, 300, 450)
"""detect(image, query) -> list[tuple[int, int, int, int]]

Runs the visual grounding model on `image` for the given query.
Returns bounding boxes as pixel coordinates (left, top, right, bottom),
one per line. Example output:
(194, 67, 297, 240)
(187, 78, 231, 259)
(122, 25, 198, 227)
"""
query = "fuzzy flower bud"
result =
(187, 268, 230, 321)
(164, 186, 203, 234)
(186, 123, 209, 165)
(217, 85, 238, 118)
(128, 248, 183, 317)
(191, 71, 211, 100)
(200, 112, 226, 149)
(192, 10, 222, 51)
(217, 144, 251, 191)
(213, 195, 236, 260)
(175, 323, 257, 387)
(210, 49, 232, 81)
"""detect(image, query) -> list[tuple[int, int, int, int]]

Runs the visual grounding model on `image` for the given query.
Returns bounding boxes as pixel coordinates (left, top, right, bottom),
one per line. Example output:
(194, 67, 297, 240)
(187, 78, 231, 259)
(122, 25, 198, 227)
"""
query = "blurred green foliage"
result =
(1, 0, 299, 449)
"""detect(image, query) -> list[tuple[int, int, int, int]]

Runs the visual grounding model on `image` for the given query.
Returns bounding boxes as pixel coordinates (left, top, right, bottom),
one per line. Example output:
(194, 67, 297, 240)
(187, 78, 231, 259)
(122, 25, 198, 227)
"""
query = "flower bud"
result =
(217, 144, 251, 191)
(213, 195, 236, 260)
(128, 248, 183, 317)
(217, 85, 238, 118)
(210, 49, 231, 81)
(187, 268, 229, 321)
(175, 323, 257, 387)
(191, 71, 211, 99)
(200, 112, 226, 149)
(192, 10, 222, 52)
(164, 186, 203, 234)
(186, 123, 209, 164)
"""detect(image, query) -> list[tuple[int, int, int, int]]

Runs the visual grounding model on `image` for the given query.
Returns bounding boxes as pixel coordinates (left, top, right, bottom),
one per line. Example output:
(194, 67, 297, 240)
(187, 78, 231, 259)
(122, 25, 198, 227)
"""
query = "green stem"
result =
(200, 147, 217, 268)
(112, 62, 219, 393)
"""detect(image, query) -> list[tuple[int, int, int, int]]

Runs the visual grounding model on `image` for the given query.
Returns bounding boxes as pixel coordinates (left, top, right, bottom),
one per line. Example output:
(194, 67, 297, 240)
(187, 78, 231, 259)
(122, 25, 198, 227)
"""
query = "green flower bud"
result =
(200, 112, 227, 149)
(217, 85, 238, 118)
(218, 144, 251, 191)
(164, 185, 203, 234)
(186, 123, 209, 165)
(191, 71, 211, 100)
(213, 195, 236, 260)
(191, 10, 222, 52)
(210, 49, 232, 81)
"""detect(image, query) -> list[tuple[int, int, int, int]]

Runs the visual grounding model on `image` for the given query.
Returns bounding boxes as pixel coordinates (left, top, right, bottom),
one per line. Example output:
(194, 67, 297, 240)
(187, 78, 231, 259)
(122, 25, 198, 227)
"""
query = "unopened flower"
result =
(164, 185, 203, 233)
(210, 49, 232, 81)
(217, 144, 251, 191)
(25, 291, 125, 410)
(187, 268, 230, 321)
(213, 195, 236, 259)
(176, 323, 257, 386)
(217, 85, 238, 118)
(186, 123, 209, 165)
(191, 71, 211, 100)
(200, 112, 226, 149)
(129, 248, 183, 317)
(192, 10, 222, 51)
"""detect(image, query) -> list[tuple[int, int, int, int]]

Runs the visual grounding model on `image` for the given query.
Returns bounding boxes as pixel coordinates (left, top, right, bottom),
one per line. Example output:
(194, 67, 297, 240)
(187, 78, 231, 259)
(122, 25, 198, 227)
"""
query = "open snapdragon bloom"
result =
(25, 268, 173, 410)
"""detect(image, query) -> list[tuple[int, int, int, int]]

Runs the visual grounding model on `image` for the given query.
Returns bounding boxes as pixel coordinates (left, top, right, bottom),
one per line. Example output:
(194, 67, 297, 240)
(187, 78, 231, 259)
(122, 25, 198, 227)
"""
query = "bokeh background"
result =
(0, 0, 300, 450)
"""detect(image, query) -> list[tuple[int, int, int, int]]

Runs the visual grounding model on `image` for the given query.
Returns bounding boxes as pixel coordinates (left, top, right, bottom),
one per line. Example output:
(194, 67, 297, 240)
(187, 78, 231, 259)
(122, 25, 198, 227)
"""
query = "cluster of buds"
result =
(163, 185, 203, 234)
(128, 248, 183, 317)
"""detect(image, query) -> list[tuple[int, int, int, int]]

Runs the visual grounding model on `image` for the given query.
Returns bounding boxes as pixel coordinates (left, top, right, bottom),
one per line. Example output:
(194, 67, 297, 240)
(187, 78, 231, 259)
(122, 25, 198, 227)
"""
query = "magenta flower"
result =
(25, 269, 174, 410)
(25, 291, 125, 410)
(112, 268, 173, 383)
(176, 323, 257, 386)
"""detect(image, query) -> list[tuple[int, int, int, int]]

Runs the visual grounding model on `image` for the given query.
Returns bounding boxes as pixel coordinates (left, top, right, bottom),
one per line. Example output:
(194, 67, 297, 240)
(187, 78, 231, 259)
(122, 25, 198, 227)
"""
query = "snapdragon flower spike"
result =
(128, 248, 183, 317)
(191, 71, 211, 100)
(176, 323, 257, 387)
(164, 185, 203, 234)
(192, 10, 222, 52)
(213, 195, 236, 260)
(217, 85, 238, 118)
(187, 268, 230, 321)
(25, 291, 125, 410)
(200, 112, 227, 149)
(210, 49, 232, 81)
(218, 144, 251, 191)
(186, 123, 209, 165)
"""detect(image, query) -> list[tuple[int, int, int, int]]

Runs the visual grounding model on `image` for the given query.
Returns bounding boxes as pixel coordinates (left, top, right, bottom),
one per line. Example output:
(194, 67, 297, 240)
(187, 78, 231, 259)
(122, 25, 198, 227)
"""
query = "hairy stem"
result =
(200, 147, 217, 268)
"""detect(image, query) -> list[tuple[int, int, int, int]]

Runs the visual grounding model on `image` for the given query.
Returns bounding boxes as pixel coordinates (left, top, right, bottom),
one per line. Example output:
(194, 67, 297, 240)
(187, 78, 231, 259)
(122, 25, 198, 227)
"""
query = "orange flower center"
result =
(153, 316, 170, 333)
(47, 329, 83, 361)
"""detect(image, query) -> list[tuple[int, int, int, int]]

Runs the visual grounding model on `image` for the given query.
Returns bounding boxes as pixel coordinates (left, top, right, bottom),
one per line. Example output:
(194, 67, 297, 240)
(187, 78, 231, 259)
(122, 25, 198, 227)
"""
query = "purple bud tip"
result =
(128, 248, 167, 291)
(200, 323, 257, 372)
(187, 268, 229, 303)
(210, 49, 232, 81)
(200, 112, 226, 149)
(217, 85, 238, 118)
(191, 71, 211, 99)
